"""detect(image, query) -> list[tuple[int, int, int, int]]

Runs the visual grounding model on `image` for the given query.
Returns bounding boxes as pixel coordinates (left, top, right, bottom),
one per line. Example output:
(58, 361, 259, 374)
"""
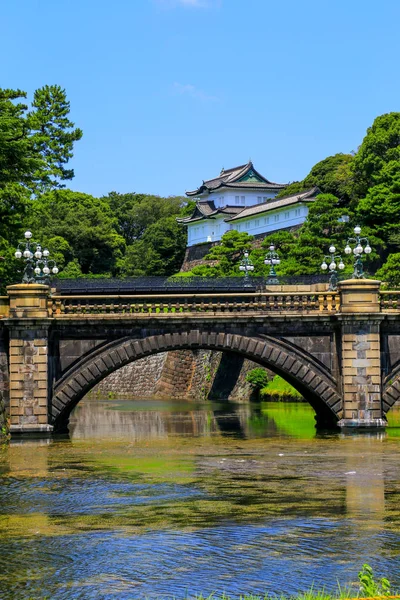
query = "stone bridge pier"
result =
(0, 278, 397, 436)
(338, 280, 385, 427)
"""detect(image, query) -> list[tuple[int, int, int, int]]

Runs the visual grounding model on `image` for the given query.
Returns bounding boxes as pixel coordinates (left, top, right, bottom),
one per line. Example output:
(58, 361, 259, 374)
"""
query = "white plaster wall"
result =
(187, 215, 230, 245)
(229, 204, 309, 236)
(208, 190, 277, 208)
(186, 204, 309, 246)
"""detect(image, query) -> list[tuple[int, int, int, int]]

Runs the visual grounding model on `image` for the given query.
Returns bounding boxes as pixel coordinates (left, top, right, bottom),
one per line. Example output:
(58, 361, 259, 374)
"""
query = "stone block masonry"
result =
(5, 284, 53, 434)
(91, 353, 166, 398)
(0, 332, 9, 431)
(340, 321, 382, 421)
(90, 348, 263, 403)
(8, 325, 52, 433)
(337, 279, 386, 429)
(154, 350, 197, 399)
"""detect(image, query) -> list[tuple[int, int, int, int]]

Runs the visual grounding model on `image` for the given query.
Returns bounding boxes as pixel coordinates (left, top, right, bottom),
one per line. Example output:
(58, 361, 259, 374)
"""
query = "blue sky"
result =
(2, 0, 400, 197)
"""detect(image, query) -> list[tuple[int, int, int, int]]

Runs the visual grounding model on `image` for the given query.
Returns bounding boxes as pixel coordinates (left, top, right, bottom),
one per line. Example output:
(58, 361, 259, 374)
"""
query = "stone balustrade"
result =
(46, 291, 340, 316)
(0, 287, 399, 319)
(380, 290, 400, 311)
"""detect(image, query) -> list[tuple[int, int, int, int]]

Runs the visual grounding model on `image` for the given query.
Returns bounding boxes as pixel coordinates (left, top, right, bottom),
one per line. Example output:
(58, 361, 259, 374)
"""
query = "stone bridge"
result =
(1, 279, 400, 435)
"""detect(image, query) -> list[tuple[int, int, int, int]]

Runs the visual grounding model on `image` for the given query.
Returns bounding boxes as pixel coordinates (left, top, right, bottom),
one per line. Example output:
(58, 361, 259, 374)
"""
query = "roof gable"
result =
(186, 161, 287, 196)
(237, 168, 266, 184)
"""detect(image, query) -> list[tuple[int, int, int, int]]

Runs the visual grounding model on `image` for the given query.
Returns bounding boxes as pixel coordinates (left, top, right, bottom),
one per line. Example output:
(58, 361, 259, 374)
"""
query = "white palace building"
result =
(177, 161, 319, 247)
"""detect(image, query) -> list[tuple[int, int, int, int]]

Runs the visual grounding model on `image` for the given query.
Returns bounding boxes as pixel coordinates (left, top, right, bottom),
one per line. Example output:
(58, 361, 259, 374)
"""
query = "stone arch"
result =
(383, 366, 400, 414)
(52, 330, 342, 431)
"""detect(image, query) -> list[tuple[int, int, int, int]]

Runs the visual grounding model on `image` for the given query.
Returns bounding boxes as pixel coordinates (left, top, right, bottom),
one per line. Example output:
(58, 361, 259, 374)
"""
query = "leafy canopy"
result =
(30, 190, 125, 275)
(277, 153, 354, 202)
(105, 192, 187, 245)
(0, 85, 82, 288)
(0, 85, 82, 194)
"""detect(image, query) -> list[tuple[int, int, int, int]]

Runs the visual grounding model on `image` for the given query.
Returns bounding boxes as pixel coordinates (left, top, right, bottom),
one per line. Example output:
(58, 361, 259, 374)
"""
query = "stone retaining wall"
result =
(91, 353, 166, 398)
(89, 348, 265, 402)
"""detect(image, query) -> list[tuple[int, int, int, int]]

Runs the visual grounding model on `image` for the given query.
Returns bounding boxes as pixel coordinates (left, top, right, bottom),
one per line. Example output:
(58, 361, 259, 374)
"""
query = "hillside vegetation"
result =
(1, 85, 400, 288)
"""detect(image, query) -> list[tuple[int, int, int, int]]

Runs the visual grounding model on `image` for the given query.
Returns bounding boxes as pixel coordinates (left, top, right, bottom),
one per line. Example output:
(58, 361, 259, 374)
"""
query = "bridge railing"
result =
(380, 290, 400, 311)
(47, 291, 341, 316)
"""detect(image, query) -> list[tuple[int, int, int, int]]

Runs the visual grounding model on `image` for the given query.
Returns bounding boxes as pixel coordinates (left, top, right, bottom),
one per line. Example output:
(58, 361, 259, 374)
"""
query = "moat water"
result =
(1, 398, 400, 599)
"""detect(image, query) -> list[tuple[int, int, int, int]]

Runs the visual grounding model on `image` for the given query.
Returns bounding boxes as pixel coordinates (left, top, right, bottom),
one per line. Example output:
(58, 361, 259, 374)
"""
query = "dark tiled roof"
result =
(177, 202, 243, 224)
(225, 187, 320, 222)
(219, 206, 244, 214)
(186, 161, 287, 196)
(197, 201, 216, 216)
(223, 181, 285, 190)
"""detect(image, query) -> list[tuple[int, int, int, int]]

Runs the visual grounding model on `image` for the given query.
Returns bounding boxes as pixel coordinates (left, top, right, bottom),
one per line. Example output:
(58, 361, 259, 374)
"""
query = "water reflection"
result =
(69, 398, 319, 441)
(0, 398, 400, 599)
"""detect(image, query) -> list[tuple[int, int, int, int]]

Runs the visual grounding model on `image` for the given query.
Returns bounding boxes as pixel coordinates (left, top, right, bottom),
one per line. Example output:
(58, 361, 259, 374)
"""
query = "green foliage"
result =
(353, 114, 400, 268)
(261, 375, 303, 399)
(105, 192, 186, 245)
(30, 190, 125, 275)
(191, 230, 254, 277)
(257, 195, 356, 278)
(275, 194, 355, 276)
(276, 181, 306, 198)
(0, 86, 82, 194)
(276, 154, 354, 202)
(352, 112, 400, 197)
(246, 368, 270, 390)
(0, 89, 42, 188)
(358, 563, 391, 597)
(27, 85, 83, 193)
(357, 166, 400, 242)
(120, 216, 187, 276)
(57, 259, 83, 279)
(0, 85, 82, 288)
(376, 253, 400, 287)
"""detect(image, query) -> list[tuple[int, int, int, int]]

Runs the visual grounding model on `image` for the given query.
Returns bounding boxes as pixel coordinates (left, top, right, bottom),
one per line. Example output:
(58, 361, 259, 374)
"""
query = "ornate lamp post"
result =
(239, 250, 254, 285)
(14, 230, 59, 284)
(264, 244, 280, 285)
(344, 225, 372, 279)
(321, 244, 345, 291)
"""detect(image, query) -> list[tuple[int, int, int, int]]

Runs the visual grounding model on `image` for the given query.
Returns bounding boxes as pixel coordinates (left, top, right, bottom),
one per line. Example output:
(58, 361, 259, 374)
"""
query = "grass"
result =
(261, 375, 303, 400)
(191, 566, 397, 600)
(26, 592, 400, 600)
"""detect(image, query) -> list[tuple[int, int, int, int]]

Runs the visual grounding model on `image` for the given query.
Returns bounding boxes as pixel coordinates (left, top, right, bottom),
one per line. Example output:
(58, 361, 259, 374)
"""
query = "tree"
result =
(376, 254, 400, 288)
(0, 89, 41, 187)
(57, 259, 83, 279)
(27, 85, 83, 193)
(105, 192, 186, 245)
(120, 216, 187, 276)
(30, 190, 125, 275)
(191, 230, 254, 277)
(357, 163, 400, 242)
(354, 116, 400, 267)
(0, 86, 82, 194)
(246, 368, 269, 389)
(276, 153, 354, 202)
(0, 85, 82, 288)
(352, 112, 400, 197)
(274, 194, 356, 276)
